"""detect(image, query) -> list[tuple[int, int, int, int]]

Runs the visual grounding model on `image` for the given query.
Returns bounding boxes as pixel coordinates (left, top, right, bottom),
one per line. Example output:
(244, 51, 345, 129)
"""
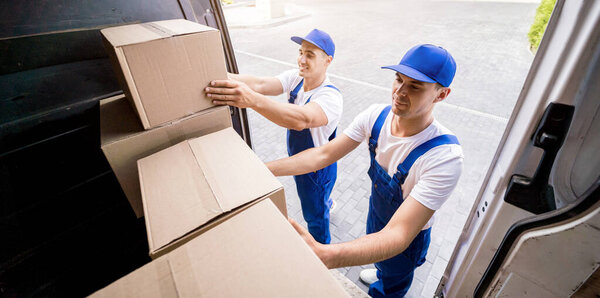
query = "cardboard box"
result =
(90, 200, 348, 298)
(101, 19, 227, 129)
(138, 127, 287, 259)
(100, 94, 232, 218)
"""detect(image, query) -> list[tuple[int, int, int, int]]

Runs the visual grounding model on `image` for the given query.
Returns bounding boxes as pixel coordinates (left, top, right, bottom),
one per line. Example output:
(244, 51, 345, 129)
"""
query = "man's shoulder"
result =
(367, 104, 392, 120)
(277, 69, 301, 84)
(419, 135, 463, 167)
(351, 104, 390, 123)
(430, 120, 454, 135)
(315, 84, 342, 96)
(346, 104, 391, 134)
(314, 79, 342, 97)
(310, 82, 344, 106)
(410, 121, 463, 162)
(281, 68, 300, 77)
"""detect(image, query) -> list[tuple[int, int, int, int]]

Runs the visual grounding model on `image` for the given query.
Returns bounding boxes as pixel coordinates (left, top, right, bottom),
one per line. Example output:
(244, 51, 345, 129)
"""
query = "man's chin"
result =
(391, 105, 408, 117)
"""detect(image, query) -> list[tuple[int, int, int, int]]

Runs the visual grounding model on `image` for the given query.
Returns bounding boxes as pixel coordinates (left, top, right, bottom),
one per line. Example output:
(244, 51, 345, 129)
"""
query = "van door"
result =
(436, 0, 600, 297)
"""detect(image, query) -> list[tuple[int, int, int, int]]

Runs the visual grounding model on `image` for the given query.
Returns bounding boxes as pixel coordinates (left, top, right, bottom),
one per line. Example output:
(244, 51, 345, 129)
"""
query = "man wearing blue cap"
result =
(266, 44, 464, 297)
(205, 29, 342, 245)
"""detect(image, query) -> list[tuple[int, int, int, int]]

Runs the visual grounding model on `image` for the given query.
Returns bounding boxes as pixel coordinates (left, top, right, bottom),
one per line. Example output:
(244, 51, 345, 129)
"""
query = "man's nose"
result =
(394, 84, 406, 95)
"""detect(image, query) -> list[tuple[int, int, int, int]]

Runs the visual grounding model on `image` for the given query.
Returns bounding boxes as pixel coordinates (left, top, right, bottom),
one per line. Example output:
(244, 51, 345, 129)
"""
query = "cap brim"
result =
(291, 36, 305, 45)
(291, 36, 330, 56)
(381, 64, 436, 84)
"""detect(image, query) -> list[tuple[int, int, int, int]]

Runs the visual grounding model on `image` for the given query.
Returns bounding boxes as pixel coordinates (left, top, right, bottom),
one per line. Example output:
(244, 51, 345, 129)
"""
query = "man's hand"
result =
(288, 218, 334, 268)
(205, 79, 260, 108)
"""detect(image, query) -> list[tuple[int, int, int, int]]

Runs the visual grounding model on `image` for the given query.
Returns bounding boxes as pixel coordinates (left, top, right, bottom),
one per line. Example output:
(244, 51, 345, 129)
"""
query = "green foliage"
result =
(528, 0, 557, 52)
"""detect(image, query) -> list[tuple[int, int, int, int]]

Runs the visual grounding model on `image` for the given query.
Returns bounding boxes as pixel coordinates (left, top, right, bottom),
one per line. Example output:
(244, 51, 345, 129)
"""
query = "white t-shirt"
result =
(343, 104, 464, 229)
(277, 69, 343, 147)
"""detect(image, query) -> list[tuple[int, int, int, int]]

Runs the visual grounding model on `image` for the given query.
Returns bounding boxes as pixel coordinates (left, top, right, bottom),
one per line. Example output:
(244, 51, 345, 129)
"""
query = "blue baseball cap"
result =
(382, 44, 456, 87)
(291, 29, 335, 58)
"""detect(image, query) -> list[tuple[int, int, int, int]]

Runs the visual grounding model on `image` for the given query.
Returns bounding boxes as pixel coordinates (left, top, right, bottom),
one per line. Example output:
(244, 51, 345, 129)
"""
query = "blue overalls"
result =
(287, 79, 339, 244)
(366, 105, 459, 297)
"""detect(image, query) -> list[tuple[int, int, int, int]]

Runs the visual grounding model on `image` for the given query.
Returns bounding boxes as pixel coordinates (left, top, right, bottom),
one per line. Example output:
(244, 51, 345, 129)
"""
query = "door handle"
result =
(504, 102, 574, 214)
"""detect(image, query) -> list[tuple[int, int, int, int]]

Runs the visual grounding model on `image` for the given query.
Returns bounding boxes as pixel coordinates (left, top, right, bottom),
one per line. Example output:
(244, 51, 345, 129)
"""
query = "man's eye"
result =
(411, 85, 420, 90)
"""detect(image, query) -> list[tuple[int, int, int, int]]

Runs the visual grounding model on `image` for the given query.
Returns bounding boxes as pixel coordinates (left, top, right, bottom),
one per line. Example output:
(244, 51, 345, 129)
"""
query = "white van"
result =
(437, 0, 600, 296)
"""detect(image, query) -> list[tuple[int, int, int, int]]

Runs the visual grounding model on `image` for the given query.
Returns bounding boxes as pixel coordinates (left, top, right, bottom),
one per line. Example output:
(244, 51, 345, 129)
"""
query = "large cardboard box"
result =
(101, 19, 227, 129)
(100, 94, 232, 218)
(138, 127, 287, 259)
(90, 200, 348, 298)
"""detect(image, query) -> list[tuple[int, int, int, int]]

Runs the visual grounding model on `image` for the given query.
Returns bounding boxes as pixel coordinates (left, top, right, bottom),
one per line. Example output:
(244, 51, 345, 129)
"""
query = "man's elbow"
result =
(288, 118, 310, 131)
(380, 226, 412, 256)
(252, 83, 264, 94)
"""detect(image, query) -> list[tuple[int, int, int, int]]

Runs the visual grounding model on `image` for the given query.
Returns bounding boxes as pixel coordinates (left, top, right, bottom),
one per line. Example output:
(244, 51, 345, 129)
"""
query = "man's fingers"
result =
(206, 93, 236, 101)
(209, 79, 237, 88)
(205, 86, 237, 95)
(211, 99, 238, 107)
(289, 218, 310, 236)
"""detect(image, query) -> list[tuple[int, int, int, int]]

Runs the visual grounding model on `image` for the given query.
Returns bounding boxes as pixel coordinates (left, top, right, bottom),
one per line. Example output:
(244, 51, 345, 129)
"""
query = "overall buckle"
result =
(394, 165, 409, 184)
(368, 138, 377, 152)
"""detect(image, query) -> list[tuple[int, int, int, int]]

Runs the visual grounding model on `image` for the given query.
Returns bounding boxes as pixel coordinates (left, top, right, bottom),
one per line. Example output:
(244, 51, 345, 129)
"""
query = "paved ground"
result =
(224, 0, 538, 296)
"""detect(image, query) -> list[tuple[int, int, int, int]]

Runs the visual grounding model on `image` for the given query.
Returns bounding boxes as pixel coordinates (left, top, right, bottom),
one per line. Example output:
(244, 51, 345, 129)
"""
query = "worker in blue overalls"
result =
(267, 44, 464, 297)
(205, 29, 343, 244)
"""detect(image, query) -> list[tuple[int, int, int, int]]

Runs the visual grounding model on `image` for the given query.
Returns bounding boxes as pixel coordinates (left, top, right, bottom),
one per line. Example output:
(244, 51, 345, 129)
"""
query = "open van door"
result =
(436, 0, 600, 296)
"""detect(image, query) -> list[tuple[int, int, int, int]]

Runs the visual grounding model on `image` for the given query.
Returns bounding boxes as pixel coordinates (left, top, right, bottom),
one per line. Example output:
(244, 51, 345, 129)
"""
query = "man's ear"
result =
(325, 55, 333, 66)
(434, 88, 451, 103)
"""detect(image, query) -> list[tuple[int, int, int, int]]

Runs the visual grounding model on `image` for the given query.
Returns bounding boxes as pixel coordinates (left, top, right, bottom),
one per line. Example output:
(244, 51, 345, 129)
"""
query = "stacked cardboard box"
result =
(101, 19, 227, 129)
(96, 19, 349, 296)
(138, 127, 287, 259)
(100, 95, 232, 217)
(90, 200, 349, 297)
(100, 19, 232, 217)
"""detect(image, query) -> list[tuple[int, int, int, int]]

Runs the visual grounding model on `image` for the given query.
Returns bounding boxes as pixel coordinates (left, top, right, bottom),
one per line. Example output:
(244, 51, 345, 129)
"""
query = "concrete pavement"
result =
(224, 0, 538, 296)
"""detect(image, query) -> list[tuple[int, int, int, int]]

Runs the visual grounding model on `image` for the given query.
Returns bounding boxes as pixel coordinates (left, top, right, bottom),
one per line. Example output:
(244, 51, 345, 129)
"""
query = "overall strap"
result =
(288, 79, 304, 104)
(394, 134, 460, 184)
(369, 105, 392, 156)
(316, 84, 341, 141)
(328, 128, 337, 141)
(324, 84, 340, 92)
(305, 84, 340, 104)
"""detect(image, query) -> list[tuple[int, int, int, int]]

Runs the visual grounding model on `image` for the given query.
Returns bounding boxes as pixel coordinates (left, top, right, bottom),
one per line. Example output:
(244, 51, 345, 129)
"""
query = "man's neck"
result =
(303, 73, 327, 92)
(390, 113, 434, 138)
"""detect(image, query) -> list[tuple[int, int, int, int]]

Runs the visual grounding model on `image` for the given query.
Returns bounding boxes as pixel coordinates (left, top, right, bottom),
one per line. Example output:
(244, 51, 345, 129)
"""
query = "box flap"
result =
(138, 140, 222, 253)
(188, 128, 283, 211)
(138, 127, 284, 255)
(101, 19, 215, 47)
(101, 23, 165, 48)
(152, 19, 216, 36)
(99, 94, 144, 145)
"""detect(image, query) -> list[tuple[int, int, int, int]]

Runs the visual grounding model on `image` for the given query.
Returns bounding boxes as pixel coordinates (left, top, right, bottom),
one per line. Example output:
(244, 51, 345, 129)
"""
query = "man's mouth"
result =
(393, 97, 408, 106)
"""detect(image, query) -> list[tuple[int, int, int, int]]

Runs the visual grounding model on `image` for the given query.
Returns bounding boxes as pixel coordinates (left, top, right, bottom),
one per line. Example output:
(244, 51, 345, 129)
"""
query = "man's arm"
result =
(290, 196, 434, 268)
(267, 134, 360, 176)
(205, 79, 329, 131)
(227, 73, 283, 96)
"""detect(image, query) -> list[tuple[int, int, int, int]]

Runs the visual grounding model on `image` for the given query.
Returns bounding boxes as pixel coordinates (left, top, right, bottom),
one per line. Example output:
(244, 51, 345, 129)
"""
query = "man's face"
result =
(297, 41, 331, 78)
(391, 72, 449, 119)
